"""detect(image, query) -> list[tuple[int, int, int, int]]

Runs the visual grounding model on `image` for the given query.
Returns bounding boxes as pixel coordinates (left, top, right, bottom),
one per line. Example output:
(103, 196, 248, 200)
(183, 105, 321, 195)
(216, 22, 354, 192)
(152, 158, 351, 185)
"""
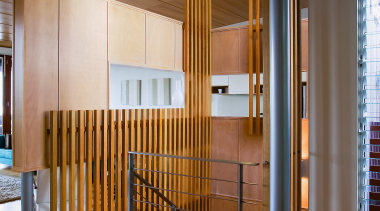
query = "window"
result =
(358, 0, 380, 209)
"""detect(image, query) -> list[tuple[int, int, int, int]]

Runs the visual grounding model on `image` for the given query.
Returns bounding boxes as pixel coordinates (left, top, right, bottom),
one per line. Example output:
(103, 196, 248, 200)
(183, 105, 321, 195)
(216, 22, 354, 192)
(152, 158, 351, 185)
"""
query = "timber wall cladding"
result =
(49, 0, 211, 211)
(13, 0, 183, 172)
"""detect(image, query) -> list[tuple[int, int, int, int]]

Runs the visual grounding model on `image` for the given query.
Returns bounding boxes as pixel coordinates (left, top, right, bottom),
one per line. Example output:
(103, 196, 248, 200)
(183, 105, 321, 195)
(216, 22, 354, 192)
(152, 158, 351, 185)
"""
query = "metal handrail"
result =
(129, 151, 260, 166)
(128, 151, 261, 211)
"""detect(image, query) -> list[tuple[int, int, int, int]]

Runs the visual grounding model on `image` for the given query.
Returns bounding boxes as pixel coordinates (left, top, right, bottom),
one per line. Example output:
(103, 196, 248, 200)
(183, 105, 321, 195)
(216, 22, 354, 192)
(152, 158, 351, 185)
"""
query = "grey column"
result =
(21, 172, 34, 211)
(269, 0, 290, 210)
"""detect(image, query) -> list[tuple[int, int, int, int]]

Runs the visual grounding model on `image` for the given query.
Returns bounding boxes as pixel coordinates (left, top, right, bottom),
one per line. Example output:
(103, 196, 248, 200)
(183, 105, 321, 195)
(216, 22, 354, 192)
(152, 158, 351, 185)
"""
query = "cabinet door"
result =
(229, 74, 249, 94)
(301, 19, 309, 72)
(238, 118, 263, 201)
(59, 0, 108, 110)
(108, 2, 146, 66)
(211, 118, 239, 197)
(212, 29, 239, 75)
(174, 23, 183, 71)
(146, 14, 176, 69)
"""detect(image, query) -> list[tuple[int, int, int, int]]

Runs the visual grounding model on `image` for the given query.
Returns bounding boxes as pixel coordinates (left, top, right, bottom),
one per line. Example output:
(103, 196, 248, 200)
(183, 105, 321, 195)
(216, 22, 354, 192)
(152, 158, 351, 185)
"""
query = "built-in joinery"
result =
(48, 0, 211, 210)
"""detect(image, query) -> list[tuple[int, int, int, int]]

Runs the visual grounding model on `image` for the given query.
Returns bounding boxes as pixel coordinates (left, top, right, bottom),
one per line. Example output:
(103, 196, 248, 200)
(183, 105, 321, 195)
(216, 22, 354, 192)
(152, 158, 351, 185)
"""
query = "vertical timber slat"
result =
(50, 111, 58, 211)
(60, 111, 67, 211)
(94, 110, 101, 211)
(86, 110, 93, 211)
(116, 110, 122, 211)
(108, 110, 115, 211)
(101, 110, 108, 211)
(69, 111, 76, 211)
(78, 111, 85, 211)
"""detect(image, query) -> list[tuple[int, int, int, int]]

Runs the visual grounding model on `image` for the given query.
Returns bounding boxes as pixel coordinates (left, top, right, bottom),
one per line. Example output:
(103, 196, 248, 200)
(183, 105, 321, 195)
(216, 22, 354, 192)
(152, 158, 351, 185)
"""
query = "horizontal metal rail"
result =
(133, 168, 258, 186)
(128, 152, 261, 211)
(129, 151, 260, 166)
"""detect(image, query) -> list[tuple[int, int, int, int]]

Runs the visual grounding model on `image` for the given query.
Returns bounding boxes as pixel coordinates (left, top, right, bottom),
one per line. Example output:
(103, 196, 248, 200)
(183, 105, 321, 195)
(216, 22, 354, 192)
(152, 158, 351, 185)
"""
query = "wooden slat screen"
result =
(49, 107, 210, 210)
(49, 0, 211, 209)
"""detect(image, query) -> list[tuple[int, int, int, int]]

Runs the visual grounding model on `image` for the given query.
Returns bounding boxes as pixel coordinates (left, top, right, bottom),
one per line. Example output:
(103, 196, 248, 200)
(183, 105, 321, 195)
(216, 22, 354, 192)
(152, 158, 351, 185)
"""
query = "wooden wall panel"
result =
(211, 117, 263, 203)
(59, 0, 108, 110)
(108, 2, 146, 66)
(13, 0, 59, 171)
(211, 118, 239, 197)
(175, 23, 183, 71)
(239, 118, 262, 201)
(14, 0, 184, 171)
(146, 14, 176, 70)
(211, 29, 239, 75)
(301, 19, 309, 72)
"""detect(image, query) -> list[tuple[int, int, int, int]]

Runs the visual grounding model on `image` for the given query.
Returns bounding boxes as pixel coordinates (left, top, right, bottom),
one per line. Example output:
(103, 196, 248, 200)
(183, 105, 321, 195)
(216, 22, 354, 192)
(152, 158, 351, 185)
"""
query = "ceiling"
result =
(0, 0, 12, 47)
(118, 0, 309, 28)
(0, 0, 308, 47)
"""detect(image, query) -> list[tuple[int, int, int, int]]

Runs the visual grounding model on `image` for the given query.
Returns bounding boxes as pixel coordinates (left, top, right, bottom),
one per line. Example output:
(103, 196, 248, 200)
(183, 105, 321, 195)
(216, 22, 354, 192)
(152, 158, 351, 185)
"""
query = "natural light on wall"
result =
(359, 0, 380, 210)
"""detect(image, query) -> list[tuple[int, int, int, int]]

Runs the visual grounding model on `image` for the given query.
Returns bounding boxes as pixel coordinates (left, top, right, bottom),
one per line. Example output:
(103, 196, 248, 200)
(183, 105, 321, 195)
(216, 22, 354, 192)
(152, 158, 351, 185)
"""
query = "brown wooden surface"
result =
(117, 0, 308, 28)
(262, 0, 270, 209)
(301, 19, 309, 72)
(116, 110, 122, 211)
(60, 111, 67, 211)
(59, 0, 107, 111)
(211, 118, 239, 197)
(108, 110, 115, 211)
(101, 110, 108, 211)
(249, 0, 253, 135)
(212, 29, 240, 75)
(211, 117, 263, 203)
(211, 196, 262, 211)
(0, 0, 12, 42)
(212, 25, 263, 75)
(49, 111, 58, 211)
(86, 111, 93, 211)
(45, 0, 212, 209)
(255, 0, 261, 134)
(239, 118, 263, 200)
(290, 0, 301, 210)
(94, 110, 101, 211)
(2, 55, 11, 134)
(78, 111, 85, 211)
(146, 14, 176, 70)
(69, 111, 76, 211)
(13, 0, 59, 171)
(108, 1, 146, 66)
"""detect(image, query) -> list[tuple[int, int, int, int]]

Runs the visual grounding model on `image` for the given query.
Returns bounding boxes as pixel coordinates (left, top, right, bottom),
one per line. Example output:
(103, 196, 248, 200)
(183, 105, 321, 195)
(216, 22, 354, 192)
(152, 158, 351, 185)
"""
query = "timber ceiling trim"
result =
(117, 0, 308, 28)
(0, 0, 12, 44)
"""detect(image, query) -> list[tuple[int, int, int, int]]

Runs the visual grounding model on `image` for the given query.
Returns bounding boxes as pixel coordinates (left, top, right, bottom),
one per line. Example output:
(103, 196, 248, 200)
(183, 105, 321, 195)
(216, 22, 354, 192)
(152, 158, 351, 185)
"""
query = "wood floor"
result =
(0, 164, 21, 211)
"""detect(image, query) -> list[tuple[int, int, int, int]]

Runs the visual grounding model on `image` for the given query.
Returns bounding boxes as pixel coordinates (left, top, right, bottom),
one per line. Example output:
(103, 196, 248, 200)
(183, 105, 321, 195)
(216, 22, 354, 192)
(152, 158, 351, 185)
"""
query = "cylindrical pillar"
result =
(269, 0, 291, 210)
(21, 172, 34, 211)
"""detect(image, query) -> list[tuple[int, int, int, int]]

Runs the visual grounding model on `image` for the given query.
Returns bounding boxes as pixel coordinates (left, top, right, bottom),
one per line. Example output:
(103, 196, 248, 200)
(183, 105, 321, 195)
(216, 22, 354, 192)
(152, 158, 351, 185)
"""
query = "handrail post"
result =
(128, 153, 135, 211)
(238, 164, 243, 211)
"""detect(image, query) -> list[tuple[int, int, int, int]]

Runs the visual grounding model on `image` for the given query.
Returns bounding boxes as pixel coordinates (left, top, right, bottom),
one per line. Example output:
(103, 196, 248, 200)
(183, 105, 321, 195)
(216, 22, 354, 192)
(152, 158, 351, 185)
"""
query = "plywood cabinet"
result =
(59, 0, 108, 110)
(108, 2, 146, 66)
(14, 0, 183, 172)
(108, 1, 183, 71)
(146, 14, 175, 69)
(301, 19, 309, 72)
(211, 117, 263, 201)
(212, 29, 240, 75)
(212, 26, 263, 75)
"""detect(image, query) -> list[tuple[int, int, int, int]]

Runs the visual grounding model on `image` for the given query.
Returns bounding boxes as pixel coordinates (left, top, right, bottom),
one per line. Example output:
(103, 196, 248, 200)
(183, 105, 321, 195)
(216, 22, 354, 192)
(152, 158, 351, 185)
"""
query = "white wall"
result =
(211, 94, 263, 117)
(109, 63, 185, 109)
(309, 0, 357, 210)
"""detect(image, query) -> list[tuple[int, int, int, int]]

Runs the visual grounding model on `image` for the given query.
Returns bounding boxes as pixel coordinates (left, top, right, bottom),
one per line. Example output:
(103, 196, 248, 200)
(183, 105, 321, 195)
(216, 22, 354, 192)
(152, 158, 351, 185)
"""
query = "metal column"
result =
(21, 172, 34, 211)
(269, 0, 291, 210)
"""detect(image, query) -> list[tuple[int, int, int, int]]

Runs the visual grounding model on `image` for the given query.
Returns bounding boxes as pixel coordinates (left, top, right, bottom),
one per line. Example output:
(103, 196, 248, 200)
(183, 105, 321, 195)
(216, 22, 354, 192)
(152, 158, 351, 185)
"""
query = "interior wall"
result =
(13, 0, 183, 172)
(309, 0, 357, 210)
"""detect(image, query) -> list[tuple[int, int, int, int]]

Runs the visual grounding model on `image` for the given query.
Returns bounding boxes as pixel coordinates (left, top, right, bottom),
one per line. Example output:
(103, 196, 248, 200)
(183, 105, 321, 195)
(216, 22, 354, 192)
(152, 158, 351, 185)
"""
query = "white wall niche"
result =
(109, 63, 184, 109)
